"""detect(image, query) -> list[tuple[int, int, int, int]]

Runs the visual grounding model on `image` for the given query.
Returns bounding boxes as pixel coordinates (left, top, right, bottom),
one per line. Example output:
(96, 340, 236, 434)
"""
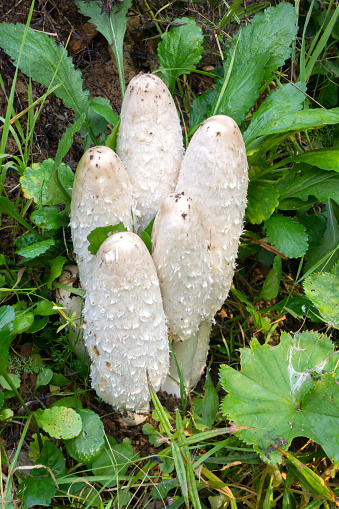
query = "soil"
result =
(0, 0, 337, 496)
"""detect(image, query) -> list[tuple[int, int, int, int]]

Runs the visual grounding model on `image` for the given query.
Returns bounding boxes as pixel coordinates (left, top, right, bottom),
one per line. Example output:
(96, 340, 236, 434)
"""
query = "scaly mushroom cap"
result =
(70, 146, 134, 290)
(55, 265, 87, 360)
(84, 232, 169, 412)
(176, 115, 248, 320)
(116, 73, 183, 232)
(152, 193, 211, 340)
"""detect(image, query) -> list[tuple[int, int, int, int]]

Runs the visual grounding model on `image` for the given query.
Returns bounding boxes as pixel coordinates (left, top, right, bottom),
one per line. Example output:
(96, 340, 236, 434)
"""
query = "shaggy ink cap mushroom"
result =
(116, 74, 184, 233)
(176, 115, 248, 321)
(152, 192, 211, 340)
(84, 232, 169, 412)
(70, 146, 134, 291)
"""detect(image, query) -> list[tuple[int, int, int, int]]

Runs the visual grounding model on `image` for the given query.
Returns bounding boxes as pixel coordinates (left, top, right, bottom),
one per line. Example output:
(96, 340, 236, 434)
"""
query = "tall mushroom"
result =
(158, 115, 248, 394)
(116, 74, 183, 232)
(84, 232, 169, 411)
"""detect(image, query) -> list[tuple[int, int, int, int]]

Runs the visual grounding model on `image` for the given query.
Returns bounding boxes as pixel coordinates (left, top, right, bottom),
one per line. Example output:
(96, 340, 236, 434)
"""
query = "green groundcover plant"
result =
(0, 0, 339, 507)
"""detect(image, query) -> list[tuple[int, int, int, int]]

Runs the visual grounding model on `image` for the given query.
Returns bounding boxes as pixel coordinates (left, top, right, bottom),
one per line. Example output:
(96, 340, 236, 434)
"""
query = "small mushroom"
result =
(84, 232, 169, 412)
(116, 74, 183, 232)
(55, 265, 87, 361)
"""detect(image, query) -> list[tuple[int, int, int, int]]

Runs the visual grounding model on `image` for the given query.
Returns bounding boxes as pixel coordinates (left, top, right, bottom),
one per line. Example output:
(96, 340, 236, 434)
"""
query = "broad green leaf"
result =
(192, 374, 219, 430)
(30, 206, 61, 230)
(278, 165, 339, 205)
(12, 311, 34, 334)
(215, 54, 268, 125)
(65, 409, 105, 464)
(0, 373, 20, 390)
(76, 0, 132, 97)
(91, 436, 134, 487)
(243, 83, 306, 144)
(246, 182, 280, 224)
(38, 440, 66, 477)
(265, 213, 308, 258)
(47, 256, 67, 288)
(254, 107, 339, 137)
(220, 331, 339, 465)
(304, 200, 339, 273)
(0, 23, 88, 116)
(53, 114, 86, 170)
(158, 17, 204, 93)
(224, 3, 298, 82)
(297, 212, 327, 248)
(304, 273, 339, 327)
(27, 316, 49, 333)
(36, 368, 53, 389)
(51, 395, 83, 410)
(33, 300, 59, 316)
(15, 233, 41, 250)
(34, 407, 82, 439)
(278, 147, 339, 172)
(16, 238, 55, 260)
(28, 434, 50, 463)
(20, 159, 74, 206)
(87, 223, 128, 255)
(258, 255, 282, 301)
(18, 474, 56, 508)
(0, 306, 15, 373)
(0, 392, 4, 410)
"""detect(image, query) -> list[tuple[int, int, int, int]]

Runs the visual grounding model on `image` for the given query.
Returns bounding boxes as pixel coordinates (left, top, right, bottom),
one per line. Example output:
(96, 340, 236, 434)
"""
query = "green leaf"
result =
(304, 200, 339, 273)
(30, 206, 61, 230)
(265, 213, 308, 258)
(27, 316, 49, 334)
(304, 273, 339, 327)
(246, 182, 280, 224)
(278, 165, 339, 205)
(91, 436, 134, 487)
(65, 409, 105, 464)
(54, 114, 86, 170)
(189, 88, 218, 135)
(87, 223, 128, 255)
(12, 311, 35, 334)
(16, 238, 55, 260)
(50, 373, 72, 386)
(33, 300, 59, 316)
(38, 440, 66, 477)
(20, 159, 74, 206)
(220, 331, 339, 465)
(76, 0, 132, 97)
(258, 255, 282, 301)
(0, 392, 4, 410)
(254, 107, 339, 137)
(297, 212, 327, 248)
(244, 83, 306, 144)
(0, 373, 20, 390)
(19, 474, 56, 508)
(192, 374, 219, 430)
(47, 256, 67, 288)
(224, 3, 298, 82)
(0, 306, 15, 373)
(36, 368, 53, 389)
(0, 23, 89, 116)
(34, 407, 82, 439)
(158, 17, 204, 93)
(278, 147, 339, 172)
(89, 96, 120, 126)
(215, 54, 268, 125)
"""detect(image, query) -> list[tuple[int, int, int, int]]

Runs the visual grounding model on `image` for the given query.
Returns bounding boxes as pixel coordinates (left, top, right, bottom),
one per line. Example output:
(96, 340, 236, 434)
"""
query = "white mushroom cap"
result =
(84, 232, 169, 412)
(70, 146, 134, 290)
(116, 74, 184, 232)
(152, 193, 211, 340)
(55, 265, 87, 361)
(176, 115, 248, 320)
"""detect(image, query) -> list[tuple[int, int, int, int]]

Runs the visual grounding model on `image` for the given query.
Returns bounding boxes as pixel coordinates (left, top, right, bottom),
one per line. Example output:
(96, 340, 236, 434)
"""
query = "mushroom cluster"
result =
(68, 73, 248, 413)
